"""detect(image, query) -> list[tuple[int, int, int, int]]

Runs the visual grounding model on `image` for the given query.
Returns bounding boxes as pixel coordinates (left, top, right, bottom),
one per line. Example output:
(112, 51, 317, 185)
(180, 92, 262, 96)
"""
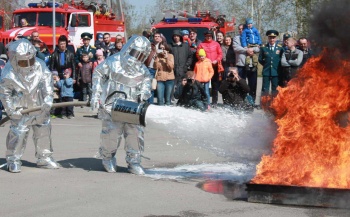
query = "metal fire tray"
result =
(246, 183, 350, 209)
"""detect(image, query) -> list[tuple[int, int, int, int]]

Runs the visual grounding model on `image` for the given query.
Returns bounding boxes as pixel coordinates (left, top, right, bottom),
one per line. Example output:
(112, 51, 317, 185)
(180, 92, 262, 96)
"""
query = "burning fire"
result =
(252, 51, 350, 188)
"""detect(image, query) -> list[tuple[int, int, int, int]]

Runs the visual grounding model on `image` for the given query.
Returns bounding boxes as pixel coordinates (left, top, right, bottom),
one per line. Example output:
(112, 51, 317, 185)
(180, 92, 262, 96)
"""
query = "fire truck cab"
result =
(151, 10, 235, 42)
(0, 1, 125, 52)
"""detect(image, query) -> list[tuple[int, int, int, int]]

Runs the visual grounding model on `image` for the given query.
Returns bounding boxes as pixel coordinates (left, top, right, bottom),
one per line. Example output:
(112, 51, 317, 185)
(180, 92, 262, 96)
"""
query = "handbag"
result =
(217, 60, 225, 73)
(151, 78, 157, 90)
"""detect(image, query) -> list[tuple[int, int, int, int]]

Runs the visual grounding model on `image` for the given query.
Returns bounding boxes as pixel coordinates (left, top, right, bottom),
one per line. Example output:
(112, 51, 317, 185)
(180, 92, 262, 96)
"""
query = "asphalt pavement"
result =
(0, 78, 349, 217)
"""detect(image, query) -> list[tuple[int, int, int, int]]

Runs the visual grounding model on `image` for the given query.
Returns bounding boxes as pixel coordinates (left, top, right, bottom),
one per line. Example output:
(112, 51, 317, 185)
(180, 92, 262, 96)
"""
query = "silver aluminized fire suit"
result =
(0, 39, 60, 173)
(91, 35, 151, 174)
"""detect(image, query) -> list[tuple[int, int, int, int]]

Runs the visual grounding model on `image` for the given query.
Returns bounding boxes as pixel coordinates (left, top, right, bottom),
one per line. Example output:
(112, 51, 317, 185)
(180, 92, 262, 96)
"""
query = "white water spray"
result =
(144, 105, 277, 181)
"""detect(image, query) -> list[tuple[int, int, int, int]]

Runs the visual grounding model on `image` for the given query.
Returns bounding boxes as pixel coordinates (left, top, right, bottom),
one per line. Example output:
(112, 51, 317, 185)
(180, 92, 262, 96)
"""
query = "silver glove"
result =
(140, 93, 149, 102)
(41, 102, 53, 113)
(9, 109, 23, 120)
(35, 112, 50, 124)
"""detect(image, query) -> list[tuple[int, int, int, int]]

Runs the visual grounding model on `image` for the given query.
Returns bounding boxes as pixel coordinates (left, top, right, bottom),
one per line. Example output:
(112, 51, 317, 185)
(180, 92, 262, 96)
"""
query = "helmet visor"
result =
(129, 48, 146, 62)
(18, 56, 35, 67)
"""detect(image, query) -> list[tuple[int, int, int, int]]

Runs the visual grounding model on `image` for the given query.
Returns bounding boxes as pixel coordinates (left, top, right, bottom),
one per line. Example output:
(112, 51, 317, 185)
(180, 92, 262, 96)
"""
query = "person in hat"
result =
(197, 30, 223, 107)
(258, 30, 284, 96)
(94, 33, 104, 50)
(75, 32, 96, 69)
(181, 29, 191, 44)
(241, 18, 261, 71)
(194, 48, 214, 107)
(169, 29, 193, 98)
(283, 33, 291, 50)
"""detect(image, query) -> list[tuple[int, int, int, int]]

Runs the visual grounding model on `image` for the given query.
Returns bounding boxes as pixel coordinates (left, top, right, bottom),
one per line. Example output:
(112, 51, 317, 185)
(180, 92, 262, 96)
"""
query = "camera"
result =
(186, 78, 193, 84)
(156, 49, 163, 54)
(228, 73, 234, 78)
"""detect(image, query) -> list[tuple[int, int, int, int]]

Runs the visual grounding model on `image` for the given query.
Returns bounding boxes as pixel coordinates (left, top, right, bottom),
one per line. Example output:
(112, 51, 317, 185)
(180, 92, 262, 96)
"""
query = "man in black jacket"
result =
(170, 30, 193, 90)
(49, 35, 76, 80)
(219, 67, 253, 112)
(176, 71, 208, 111)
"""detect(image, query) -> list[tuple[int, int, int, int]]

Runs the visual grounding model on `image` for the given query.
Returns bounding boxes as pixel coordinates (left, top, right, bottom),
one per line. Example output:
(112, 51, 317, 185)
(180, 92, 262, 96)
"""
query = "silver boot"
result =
(37, 157, 60, 169)
(102, 157, 117, 173)
(7, 161, 22, 173)
(128, 163, 145, 175)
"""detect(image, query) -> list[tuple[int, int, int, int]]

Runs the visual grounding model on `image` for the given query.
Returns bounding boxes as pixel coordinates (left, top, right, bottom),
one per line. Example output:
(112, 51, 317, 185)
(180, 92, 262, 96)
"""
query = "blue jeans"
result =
(147, 68, 156, 104)
(201, 82, 210, 105)
(157, 80, 175, 105)
(237, 66, 247, 80)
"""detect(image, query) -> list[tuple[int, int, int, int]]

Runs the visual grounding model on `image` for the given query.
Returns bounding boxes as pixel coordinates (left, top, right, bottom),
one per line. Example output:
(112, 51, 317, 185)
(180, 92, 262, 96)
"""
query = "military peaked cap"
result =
(283, 33, 291, 40)
(266, 30, 279, 37)
(81, 32, 93, 40)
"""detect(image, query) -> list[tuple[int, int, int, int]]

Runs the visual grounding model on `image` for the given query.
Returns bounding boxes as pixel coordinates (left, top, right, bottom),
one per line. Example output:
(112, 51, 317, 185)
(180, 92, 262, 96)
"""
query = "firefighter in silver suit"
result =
(0, 39, 60, 173)
(91, 35, 152, 175)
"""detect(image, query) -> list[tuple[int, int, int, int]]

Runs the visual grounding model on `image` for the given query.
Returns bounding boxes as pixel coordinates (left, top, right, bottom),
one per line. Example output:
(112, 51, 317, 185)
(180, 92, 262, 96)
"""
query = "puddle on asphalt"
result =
(144, 162, 252, 199)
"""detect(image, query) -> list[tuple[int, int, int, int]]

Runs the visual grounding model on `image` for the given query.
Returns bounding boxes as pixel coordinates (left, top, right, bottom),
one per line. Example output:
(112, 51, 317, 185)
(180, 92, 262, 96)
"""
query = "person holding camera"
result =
(176, 71, 208, 111)
(154, 43, 175, 105)
(219, 67, 253, 112)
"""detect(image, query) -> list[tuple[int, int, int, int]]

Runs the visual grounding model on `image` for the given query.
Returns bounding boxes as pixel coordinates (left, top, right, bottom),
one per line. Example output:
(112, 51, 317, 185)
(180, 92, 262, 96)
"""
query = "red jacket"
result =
(197, 40, 223, 62)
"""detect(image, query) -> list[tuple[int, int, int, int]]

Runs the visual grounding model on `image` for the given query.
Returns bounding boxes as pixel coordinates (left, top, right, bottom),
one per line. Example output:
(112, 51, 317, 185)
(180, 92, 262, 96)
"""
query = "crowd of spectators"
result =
(145, 18, 314, 113)
(0, 21, 315, 120)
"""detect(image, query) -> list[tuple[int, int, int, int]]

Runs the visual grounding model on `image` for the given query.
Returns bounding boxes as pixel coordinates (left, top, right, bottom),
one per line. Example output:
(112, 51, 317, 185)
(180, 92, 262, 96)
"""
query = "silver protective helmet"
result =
(8, 39, 37, 73)
(121, 35, 151, 68)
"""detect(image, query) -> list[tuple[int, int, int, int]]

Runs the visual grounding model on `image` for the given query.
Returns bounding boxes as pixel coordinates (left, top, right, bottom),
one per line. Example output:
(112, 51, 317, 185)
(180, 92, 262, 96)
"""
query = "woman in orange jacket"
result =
(194, 49, 214, 106)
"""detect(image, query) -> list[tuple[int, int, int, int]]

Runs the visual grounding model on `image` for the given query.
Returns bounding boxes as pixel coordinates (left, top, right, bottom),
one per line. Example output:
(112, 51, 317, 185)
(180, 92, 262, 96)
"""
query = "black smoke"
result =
(309, 0, 350, 57)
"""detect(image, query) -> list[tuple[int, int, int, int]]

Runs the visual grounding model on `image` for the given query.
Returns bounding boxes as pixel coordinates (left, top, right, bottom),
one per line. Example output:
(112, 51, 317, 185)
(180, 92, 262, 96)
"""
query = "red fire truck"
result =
(151, 10, 235, 42)
(0, 1, 126, 52)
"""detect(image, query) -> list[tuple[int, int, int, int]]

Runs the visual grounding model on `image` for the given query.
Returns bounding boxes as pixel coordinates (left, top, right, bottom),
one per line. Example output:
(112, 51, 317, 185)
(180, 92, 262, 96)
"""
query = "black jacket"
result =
(0, 42, 6, 55)
(177, 80, 207, 108)
(170, 42, 192, 78)
(219, 79, 251, 110)
(49, 49, 76, 79)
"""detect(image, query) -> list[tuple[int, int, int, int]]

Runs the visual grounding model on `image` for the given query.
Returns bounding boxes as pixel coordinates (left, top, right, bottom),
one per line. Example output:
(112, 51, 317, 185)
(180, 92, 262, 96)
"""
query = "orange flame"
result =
(252, 50, 350, 188)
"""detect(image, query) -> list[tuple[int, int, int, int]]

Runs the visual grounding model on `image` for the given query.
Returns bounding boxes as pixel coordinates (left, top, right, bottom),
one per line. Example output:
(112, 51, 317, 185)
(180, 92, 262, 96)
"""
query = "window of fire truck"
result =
(38, 12, 64, 27)
(14, 13, 36, 27)
(70, 14, 91, 27)
(154, 27, 215, 43)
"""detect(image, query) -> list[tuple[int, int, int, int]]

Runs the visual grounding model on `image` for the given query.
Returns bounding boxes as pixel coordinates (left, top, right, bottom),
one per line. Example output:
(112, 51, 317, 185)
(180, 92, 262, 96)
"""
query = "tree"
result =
(0, 0, 23, 30)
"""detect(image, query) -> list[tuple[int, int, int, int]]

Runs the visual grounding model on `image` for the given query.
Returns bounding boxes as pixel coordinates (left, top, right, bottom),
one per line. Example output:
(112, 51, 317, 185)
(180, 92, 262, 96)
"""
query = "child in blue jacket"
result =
(241, 18, 261, 69)
(54, 71, 75, 119)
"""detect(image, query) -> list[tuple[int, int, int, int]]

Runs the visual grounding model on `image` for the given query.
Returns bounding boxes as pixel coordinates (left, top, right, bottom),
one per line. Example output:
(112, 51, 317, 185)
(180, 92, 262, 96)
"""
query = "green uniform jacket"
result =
(258, 43, 284, 77)
(75, 45, 97, 64)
